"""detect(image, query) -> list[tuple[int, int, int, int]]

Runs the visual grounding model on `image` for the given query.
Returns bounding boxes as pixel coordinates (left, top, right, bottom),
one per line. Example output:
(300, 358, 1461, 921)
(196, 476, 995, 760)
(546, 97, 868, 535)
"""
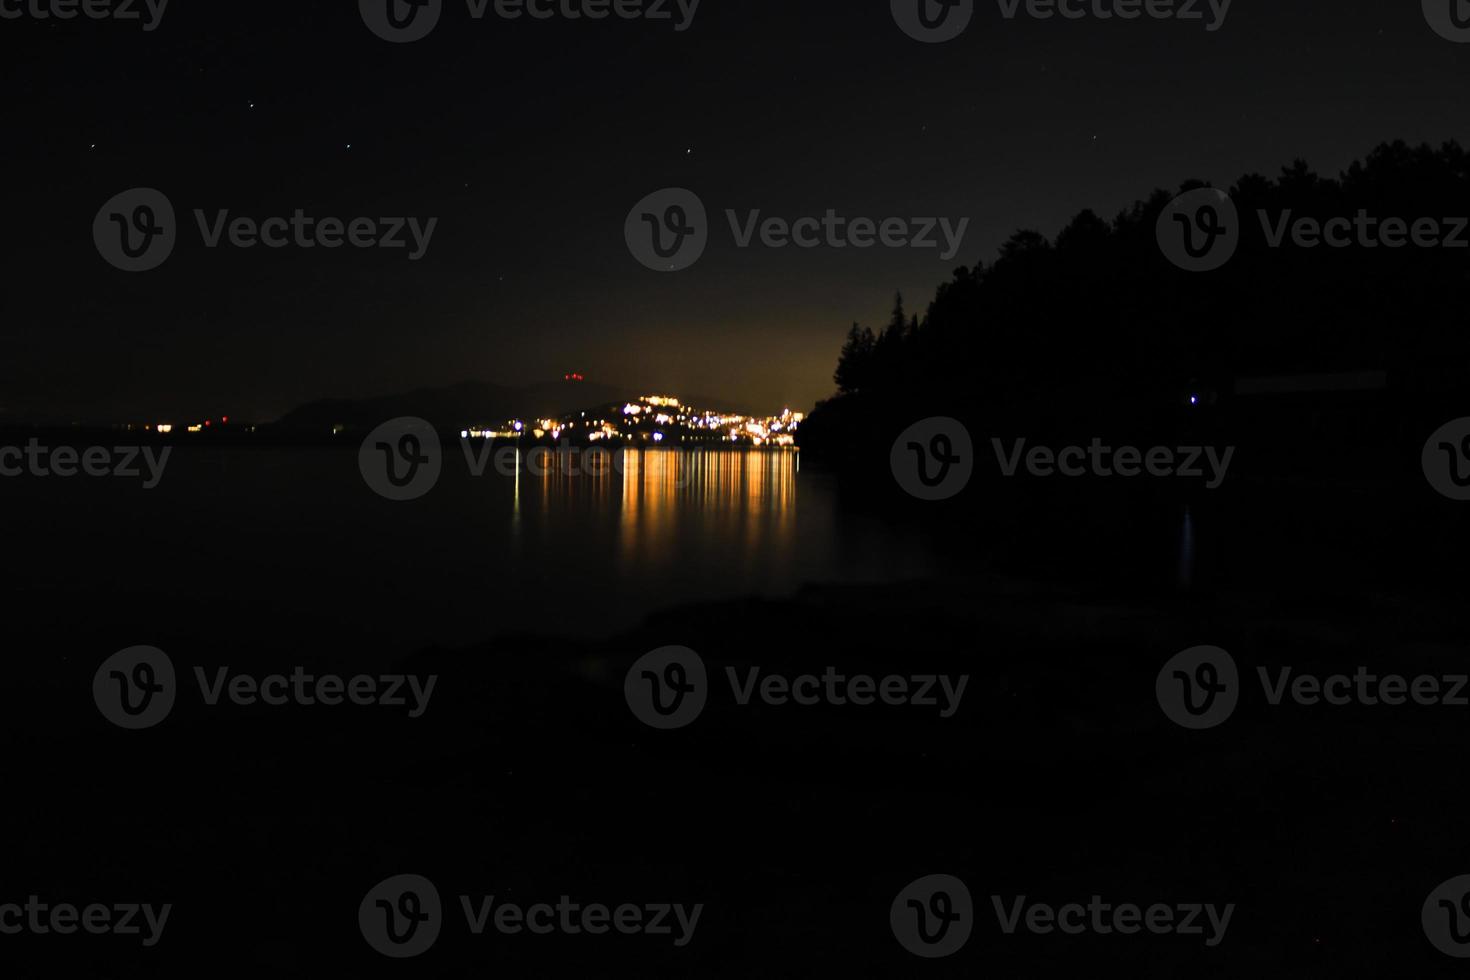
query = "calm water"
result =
(9, 446, 947, 662)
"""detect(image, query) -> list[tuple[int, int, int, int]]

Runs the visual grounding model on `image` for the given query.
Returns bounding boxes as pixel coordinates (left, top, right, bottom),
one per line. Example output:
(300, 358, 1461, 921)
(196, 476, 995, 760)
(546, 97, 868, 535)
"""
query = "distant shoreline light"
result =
(463, 394, 803, 447)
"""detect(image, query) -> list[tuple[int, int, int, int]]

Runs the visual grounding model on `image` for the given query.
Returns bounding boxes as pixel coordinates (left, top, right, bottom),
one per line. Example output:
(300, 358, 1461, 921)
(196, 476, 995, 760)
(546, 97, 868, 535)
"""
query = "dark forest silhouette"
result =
(802, 140, 1470, 482)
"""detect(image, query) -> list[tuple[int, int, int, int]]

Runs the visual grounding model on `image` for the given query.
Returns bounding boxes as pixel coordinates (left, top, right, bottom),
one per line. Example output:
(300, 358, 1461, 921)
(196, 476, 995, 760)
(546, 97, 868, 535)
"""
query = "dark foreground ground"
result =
(4, 565, 1470, 977)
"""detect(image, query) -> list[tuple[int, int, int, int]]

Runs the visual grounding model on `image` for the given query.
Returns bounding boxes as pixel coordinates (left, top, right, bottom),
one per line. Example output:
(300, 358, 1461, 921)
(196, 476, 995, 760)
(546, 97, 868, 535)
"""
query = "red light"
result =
(204, 420, 211, 427)
(222, 415, 229, 424)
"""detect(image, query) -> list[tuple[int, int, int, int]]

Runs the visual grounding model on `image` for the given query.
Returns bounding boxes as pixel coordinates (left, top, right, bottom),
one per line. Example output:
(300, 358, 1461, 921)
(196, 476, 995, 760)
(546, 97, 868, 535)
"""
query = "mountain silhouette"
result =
(277, 380, 754, 433)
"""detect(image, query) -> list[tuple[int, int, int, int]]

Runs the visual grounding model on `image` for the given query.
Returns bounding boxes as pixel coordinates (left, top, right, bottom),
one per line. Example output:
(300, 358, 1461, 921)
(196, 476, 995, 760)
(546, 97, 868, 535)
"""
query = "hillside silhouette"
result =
(801, 140, 1470, 483)
(277, 379, 752, 434)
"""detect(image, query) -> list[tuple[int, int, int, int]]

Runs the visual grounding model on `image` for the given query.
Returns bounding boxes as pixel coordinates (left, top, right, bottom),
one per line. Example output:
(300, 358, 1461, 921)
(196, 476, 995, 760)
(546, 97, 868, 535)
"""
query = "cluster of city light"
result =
(143, 417, 231, 435)
(462, 425, 522, 439)
(464, 395, 802, 447)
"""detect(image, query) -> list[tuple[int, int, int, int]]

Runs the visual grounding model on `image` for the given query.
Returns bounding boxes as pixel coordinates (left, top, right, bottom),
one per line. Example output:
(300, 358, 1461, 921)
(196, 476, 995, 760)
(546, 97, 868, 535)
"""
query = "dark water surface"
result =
(8, 446, 952, 661)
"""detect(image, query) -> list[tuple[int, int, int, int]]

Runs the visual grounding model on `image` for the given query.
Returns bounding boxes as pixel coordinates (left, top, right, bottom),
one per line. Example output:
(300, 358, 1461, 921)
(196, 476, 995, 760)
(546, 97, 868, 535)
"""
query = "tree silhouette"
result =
(802, 140, 1470, 481)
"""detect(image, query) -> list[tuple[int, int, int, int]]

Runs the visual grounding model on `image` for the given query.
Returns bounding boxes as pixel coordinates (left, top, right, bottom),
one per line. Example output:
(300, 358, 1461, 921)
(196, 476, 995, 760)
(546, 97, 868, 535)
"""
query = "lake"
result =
(5, 445, 952, 665)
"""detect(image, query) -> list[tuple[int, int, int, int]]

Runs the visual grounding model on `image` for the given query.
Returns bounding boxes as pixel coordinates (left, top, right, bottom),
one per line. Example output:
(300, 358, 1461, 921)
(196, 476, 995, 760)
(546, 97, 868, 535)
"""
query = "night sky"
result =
(6, 1, 1467, 423)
